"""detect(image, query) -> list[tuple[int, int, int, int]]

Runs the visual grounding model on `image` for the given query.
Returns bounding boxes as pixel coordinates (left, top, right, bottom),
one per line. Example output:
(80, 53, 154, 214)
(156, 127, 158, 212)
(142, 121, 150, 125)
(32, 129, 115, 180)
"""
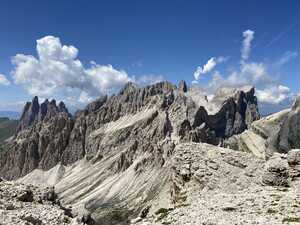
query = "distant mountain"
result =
(0, 117, 18, 151)
(0, 111, 20, 120)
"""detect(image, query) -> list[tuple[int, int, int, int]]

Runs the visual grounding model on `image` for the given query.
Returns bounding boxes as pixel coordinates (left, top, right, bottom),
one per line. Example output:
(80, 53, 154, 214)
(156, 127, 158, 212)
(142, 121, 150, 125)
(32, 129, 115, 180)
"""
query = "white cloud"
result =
(241, 30, 254, 62)
(0, 74, 10, 86)
(197, 29, 295, 111)
(256, 85, 292, 104)
(194, 57, 226, 80)
(11, 36, 161, 106)
(208, 62, 270, 90)
(136, 74, 164, 85)
(85, 64, 132, 94)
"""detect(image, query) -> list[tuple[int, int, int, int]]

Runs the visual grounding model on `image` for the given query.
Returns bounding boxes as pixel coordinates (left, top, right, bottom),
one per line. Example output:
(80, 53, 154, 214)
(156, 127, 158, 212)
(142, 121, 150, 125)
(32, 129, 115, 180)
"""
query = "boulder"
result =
(262, 157, 290, 186)
(287, 149, 300, 178)
(17, 189, 34, 202)
(287, 149, 300, 165)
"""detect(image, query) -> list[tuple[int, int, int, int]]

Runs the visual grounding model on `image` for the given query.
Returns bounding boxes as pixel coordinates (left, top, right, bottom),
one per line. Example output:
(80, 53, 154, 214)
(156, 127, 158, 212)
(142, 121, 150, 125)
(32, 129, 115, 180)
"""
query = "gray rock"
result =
(262, 157, 289, 186)
(287, 149, 300, 178)
(277, 95, 300, 152)
(17, 189, 34, 202)
(287, 149, 300, 165)
(0, 181, 84, 225)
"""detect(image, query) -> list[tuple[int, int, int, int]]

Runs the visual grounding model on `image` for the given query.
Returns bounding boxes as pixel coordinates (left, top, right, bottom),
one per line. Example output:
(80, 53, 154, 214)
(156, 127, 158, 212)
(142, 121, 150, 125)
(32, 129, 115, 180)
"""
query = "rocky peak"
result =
(39, 99, 49, 121)
(119, 82, 138, 95)
(58, 101, 68, 113)
(178, 80, 188, 93)
(292, 94, 300, 110)
(16, 96, 40, 133)
(84, 95, 108, 114)
(16, 96, 72, 134)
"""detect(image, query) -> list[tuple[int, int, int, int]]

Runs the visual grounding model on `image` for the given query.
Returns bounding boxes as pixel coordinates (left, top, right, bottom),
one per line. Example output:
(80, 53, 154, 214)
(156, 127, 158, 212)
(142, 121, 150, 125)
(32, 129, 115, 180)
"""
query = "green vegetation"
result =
(155, 208, 170, 221)
(93, 207, 132, 225)
(0, 117, 18, 151)
(155, 208, 169, 215)
(282, 217, 300, 223)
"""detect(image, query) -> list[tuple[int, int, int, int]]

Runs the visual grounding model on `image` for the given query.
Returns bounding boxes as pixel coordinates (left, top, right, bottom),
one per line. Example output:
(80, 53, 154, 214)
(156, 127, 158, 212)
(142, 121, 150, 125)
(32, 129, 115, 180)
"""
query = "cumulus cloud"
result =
(241, 30, 254, 62)
(208, 62, 271, 89)
(194, 57, 226, 80)
(11, 36, 161, 106)
(0, 74, 10, 86)
(197, 29, 295, 110)
(256, 85, 292, 104)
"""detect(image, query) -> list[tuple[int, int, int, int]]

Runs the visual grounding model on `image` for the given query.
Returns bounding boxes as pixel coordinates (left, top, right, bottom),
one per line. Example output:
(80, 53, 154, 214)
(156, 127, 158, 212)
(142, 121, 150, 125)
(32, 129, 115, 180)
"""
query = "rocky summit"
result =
(1, 80, 300, 225)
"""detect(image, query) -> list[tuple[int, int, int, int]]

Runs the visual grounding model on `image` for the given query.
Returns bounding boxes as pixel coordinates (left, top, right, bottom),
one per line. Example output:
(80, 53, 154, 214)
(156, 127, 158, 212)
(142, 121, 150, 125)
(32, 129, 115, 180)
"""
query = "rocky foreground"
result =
(131, 144, 300, 225)
(0, 179, 97, 225)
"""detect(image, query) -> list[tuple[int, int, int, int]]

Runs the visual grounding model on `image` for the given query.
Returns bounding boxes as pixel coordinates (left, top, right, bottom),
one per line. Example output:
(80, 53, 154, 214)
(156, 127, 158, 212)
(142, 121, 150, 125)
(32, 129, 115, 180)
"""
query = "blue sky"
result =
(0, 0, 300, 113)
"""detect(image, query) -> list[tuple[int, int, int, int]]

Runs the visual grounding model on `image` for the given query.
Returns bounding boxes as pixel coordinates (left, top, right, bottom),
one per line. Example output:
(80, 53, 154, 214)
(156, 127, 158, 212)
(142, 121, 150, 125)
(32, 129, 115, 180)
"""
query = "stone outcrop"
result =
(277, 95, 300, 152)
(262, 155, 290, 186)
(131, 143, 300, 225)
(287, 149, 300, 178)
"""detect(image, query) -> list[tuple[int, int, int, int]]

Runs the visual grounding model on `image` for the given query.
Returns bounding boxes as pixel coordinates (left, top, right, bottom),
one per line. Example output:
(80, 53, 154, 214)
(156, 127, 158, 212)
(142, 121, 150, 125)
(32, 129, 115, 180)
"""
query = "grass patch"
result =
(0, 118, 17, 141)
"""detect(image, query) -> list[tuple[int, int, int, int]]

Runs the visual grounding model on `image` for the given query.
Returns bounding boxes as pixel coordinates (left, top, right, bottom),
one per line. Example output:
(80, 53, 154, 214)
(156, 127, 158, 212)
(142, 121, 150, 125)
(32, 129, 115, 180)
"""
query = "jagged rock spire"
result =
(178, 80, 188, 93)
(16, 96, 71, 133)
(16, 96, 40, 132)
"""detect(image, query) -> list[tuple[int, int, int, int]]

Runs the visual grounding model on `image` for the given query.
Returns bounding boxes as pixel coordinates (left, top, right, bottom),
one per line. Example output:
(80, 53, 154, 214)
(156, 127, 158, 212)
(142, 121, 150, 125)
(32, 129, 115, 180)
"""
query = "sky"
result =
(0, 0, 300, 114)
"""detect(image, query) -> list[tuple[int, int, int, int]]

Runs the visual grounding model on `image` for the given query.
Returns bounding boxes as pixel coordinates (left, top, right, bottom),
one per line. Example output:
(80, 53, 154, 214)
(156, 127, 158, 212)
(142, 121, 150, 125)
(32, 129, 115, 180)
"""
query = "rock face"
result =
(0, 97, 73, 179)
(277, 95, 300, 152)
(16, 96, 40, 133)
(179, 86, 260, 144)
(0, 81, 260, 180)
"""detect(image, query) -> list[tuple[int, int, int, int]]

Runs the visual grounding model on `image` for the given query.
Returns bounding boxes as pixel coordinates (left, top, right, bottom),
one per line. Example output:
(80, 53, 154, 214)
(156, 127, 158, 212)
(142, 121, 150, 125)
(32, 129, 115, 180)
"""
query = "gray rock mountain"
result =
(0, 80, 264, 224)
(0, 81, 260, 180)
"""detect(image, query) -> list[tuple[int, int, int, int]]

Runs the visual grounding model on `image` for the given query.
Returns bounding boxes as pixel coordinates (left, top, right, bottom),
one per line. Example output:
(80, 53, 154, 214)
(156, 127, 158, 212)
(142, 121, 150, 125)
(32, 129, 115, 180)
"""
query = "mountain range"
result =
(0, 80, 299, 225)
